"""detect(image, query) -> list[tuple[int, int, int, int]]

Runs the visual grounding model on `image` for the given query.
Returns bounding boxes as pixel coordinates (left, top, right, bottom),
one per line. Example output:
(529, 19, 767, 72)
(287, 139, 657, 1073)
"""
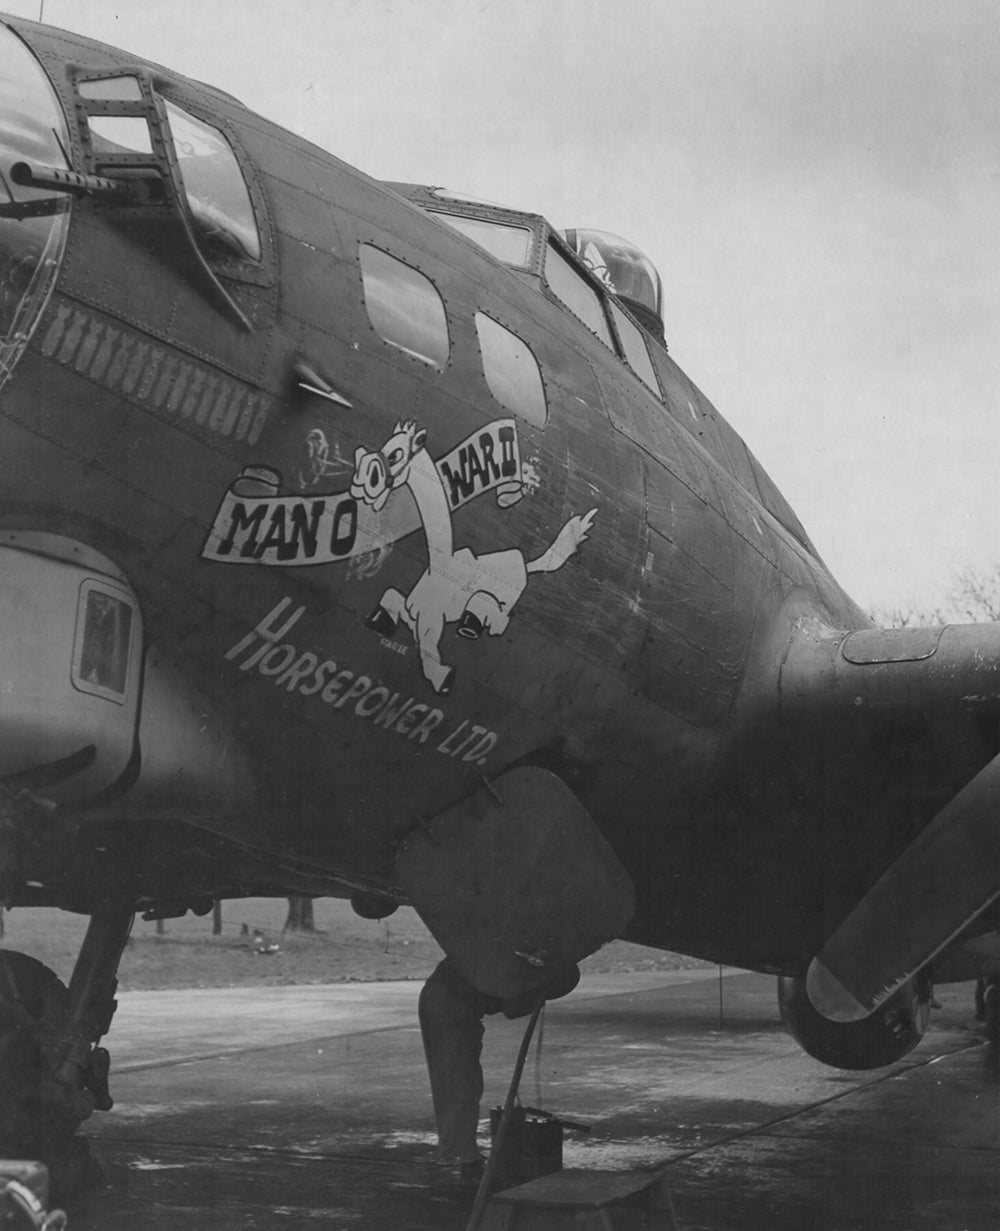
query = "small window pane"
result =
(361, 244, 449, 368)
(476, 313, 546, 426)
(165, 100, 261, 261)
(429, 212, 532, 267)
(544, 244, 613, 349)
(609, 301, 660, 395)
(79, 76, 143, 101)
(89, 115, 153, 155)
(73, 585, 134, 700)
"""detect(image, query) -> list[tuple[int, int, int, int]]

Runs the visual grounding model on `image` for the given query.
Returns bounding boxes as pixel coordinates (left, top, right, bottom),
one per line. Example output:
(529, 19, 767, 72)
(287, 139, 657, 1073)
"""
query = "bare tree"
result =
(949, 564, 1000, 623)
(870, 603, 945, 629)
(283, 896, 316, 933)
(871, 564, 999, 628)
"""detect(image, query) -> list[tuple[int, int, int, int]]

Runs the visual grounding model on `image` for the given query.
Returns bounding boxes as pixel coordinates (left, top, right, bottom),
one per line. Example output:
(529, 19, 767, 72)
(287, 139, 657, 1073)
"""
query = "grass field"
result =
(0, 899, 711, 991)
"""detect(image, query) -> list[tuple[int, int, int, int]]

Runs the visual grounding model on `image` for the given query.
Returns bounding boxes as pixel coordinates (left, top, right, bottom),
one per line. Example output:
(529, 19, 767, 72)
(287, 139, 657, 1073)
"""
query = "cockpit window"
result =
(609, 300, 660, 395)
(163, 100, 261, 261)
(428, 211, 533, 268)
(544, 243, 614, 350)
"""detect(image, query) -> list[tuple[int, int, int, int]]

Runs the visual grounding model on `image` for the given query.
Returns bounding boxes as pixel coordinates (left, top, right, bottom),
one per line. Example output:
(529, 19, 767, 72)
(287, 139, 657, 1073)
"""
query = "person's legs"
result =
(418, 974, 485, 1163)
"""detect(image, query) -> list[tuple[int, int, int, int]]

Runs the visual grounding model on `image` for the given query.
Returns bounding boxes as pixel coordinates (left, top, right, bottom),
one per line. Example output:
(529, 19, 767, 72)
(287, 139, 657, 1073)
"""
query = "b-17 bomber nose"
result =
(0, 22, 72, 392)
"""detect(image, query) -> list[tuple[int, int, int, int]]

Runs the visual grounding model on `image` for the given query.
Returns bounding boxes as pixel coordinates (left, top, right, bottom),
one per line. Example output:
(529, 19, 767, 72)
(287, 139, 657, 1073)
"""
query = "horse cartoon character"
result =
(350, 420, 597, 695)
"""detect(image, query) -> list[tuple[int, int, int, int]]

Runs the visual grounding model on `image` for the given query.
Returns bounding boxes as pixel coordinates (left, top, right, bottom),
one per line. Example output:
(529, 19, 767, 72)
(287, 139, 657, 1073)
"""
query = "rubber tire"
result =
(0, 951, 99, 1196)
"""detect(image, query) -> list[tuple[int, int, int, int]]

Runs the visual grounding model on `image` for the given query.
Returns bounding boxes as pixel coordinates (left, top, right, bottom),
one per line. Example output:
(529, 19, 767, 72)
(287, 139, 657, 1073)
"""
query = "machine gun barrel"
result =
(10, 160, 125, 198)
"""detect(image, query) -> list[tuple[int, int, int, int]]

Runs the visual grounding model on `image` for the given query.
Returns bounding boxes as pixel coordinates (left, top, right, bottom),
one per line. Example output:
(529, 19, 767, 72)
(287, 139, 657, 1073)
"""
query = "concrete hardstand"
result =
(55, 970, 997, 1231)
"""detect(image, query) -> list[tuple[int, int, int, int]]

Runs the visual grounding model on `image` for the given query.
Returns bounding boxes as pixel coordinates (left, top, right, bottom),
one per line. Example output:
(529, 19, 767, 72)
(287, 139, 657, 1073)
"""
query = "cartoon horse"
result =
(350, 420, 596, 695)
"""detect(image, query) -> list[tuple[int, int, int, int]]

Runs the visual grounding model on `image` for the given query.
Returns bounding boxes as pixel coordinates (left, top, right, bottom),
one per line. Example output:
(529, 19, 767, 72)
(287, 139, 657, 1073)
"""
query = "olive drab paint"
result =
(2, 13, 998, 1084)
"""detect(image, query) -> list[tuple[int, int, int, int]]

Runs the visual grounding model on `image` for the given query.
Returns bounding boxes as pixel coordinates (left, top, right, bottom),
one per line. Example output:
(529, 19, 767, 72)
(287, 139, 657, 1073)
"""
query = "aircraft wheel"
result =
(0, 951, 100, 1197)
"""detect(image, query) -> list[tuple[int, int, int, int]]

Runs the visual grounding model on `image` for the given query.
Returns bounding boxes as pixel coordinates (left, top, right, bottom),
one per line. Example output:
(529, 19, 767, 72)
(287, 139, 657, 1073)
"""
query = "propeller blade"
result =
(808, 751, 1000, 1022)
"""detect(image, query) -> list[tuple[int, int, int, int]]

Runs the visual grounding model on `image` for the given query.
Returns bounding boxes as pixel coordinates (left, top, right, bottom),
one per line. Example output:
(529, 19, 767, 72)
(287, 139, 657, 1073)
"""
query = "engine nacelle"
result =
(777, 973, 931, 1070)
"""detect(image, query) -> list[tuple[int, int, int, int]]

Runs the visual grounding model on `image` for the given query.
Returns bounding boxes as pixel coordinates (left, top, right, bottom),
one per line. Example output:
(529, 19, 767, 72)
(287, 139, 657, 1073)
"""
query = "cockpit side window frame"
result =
(427, 204, 545, 276)
(542, 229, 669, 400)
(383, 186, 548, 278)
(542, 233, 618, 353)
(427, 209, 537, 272)
(607, 297, 663, 399)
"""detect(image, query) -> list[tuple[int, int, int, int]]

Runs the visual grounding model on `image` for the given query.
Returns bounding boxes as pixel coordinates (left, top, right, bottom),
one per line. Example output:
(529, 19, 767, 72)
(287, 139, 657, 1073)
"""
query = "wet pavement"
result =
(56, 970, 996, 1230)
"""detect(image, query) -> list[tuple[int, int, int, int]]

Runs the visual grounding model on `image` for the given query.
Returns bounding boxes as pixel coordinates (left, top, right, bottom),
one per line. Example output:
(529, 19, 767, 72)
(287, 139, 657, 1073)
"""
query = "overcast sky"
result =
(7, 0, 998, 617)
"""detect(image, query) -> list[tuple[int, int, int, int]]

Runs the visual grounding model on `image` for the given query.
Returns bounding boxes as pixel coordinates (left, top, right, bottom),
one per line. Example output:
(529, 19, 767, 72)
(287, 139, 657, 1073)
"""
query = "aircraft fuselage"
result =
(1, 14, 997, 983)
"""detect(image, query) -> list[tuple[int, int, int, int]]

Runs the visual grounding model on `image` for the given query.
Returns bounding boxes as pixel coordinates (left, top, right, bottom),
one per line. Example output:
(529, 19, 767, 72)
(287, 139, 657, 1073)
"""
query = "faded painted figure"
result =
(351, 420, 597, 695)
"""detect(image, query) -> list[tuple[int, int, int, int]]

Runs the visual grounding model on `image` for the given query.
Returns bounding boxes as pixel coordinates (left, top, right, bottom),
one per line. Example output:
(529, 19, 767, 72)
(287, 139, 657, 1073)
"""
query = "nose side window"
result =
(164, 99, 261, 262)
(475, 312, 547, 426)
(360, 243, 450, 369)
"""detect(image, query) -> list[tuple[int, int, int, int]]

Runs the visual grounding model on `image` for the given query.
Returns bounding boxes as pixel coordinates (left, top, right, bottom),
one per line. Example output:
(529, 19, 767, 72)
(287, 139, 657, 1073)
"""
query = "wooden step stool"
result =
(481, 1169, 674, 1230)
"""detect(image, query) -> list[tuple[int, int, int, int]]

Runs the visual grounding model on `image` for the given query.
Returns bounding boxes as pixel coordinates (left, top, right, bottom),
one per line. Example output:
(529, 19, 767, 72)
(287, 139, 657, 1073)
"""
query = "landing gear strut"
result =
(0, 903, 133, 1197)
